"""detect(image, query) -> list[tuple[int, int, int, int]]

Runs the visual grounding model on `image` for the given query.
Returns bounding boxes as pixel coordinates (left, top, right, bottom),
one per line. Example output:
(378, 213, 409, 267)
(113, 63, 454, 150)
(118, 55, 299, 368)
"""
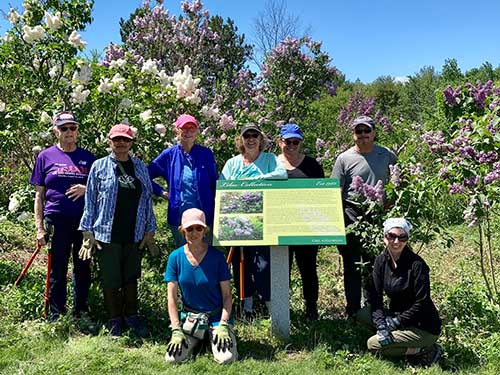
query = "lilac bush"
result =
(218, 216, 263, 241)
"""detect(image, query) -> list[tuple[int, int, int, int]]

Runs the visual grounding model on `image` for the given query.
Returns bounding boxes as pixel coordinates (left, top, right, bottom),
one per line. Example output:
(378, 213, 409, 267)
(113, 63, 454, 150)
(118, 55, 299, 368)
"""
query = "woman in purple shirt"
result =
(30, 111, 95, 321)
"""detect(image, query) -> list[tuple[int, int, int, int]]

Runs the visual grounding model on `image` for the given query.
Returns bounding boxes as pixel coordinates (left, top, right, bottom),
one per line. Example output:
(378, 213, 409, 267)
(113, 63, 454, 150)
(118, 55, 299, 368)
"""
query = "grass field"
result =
(1, 209, 499, 375)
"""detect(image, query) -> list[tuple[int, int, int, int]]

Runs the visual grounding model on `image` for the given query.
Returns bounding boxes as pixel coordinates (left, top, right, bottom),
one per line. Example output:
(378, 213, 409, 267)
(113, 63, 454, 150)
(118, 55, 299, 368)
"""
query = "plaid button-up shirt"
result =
(79, 154, 156, 243)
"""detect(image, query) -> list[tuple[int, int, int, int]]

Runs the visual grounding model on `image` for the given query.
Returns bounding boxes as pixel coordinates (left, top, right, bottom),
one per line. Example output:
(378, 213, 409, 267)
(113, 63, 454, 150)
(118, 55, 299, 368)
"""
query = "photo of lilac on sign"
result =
(220, 191, 263, 214)
(218, 216, 264, 241)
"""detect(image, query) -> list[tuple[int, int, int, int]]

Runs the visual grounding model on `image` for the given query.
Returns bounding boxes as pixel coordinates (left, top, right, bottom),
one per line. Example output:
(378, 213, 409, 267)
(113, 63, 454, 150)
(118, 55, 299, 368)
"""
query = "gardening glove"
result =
(139, 232, 160, 257)
(212, 321, 232, 351)
(385, 315, 401, 332)
(166, 328, 188, 357)
(376, 325, 395, 347)
(79, 231, 100, 260)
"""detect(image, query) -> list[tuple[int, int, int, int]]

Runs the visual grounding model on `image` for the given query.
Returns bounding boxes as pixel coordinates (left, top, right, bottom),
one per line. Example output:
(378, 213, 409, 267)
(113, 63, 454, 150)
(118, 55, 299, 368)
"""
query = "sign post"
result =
(213, 179, 346, 339)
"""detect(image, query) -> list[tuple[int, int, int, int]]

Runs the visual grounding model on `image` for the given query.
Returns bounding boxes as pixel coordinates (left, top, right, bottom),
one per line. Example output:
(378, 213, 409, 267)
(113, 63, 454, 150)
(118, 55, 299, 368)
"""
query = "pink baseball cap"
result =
(108, 123, 134, 139)
(181, 208, 207, 228)
(175, 114, 199, 129)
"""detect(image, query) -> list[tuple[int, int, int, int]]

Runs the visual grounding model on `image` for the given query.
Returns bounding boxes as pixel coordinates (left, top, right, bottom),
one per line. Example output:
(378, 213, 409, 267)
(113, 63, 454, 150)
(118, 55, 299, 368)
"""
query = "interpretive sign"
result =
(213, 178, 346, 246)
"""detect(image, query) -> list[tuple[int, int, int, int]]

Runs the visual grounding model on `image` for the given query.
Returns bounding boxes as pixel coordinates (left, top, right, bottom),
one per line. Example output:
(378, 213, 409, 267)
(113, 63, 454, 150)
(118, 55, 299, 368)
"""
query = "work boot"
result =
(108, 318, 123, 337)
(407, 343, 442, 367)
(125, 314, 148, 337)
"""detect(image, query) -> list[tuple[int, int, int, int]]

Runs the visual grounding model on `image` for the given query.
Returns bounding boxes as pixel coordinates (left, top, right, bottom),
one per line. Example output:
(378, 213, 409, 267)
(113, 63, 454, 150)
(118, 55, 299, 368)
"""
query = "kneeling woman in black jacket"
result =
(367, 218, 441, 365)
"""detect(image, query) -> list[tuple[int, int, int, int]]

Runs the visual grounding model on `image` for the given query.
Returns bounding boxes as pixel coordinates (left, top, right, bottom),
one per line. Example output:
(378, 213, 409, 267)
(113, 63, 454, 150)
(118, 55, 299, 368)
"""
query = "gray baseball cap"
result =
(350, 115, 375, 129)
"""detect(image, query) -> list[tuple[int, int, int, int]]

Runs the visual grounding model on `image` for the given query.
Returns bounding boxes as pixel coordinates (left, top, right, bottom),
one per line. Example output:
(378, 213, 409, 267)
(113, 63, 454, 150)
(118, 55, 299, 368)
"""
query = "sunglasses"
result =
(111, 136, 132, 143)
(242, 132, 260, 139)
(60, 125, 78, 132)
(186, 225, 205, 232)
(354, 128, 372, 135)
(385, 232, 409, 242)
(283, 139, 300, 146)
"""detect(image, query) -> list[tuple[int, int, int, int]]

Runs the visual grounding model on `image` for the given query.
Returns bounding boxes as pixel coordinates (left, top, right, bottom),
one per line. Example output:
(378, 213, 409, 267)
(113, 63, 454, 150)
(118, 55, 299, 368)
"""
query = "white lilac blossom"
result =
(119, 98, 132, 108)
(0, 101, 5, 112)
(154, 124, 167, 135)
(38, 131, 51, 139)
(68, 30, 87, 49)
(139, 109, 152, 123)
(8, 195, 20, 212)
(21, 104, 32, 112)
(200, 105, 219, 120)
(32, 145, 42, 153)
(170, 66, 201, 101)
(111, 73, 125, 86)
(40, 111, 51, 123)
(97, 78, 112, 93)
(110, 58, 127, 69)
(8, 9, 21, 24)
(23, 25, 45, 43)
(158, 70, 171, 86)
(130, 126, 138, 137)
(141, 59, 159, 75)
(72, 64, 92, 83)
(48, 65, 59, 78)
(45, 11, 62, 31)
(70, 85, 90, 104)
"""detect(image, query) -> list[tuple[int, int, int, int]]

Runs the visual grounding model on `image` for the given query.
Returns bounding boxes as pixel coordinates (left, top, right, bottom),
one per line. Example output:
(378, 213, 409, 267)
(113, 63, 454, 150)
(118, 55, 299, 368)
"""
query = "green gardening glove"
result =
(212, 321, 232, 351)
(166, 328, 188, 357)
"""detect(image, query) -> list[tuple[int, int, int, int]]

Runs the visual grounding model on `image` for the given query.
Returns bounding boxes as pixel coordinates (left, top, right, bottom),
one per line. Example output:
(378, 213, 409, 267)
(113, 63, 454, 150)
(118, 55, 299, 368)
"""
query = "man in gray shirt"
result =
(332, 115, 397, 318)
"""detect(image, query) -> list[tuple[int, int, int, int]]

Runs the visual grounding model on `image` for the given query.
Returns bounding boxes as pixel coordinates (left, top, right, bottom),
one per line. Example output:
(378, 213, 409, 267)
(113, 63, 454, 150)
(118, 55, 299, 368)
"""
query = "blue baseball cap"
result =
(280, 123, 303, 140)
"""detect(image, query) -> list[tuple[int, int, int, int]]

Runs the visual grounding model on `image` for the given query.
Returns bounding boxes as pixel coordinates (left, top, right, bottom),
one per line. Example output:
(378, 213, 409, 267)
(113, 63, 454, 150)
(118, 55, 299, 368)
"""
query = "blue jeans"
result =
(46, 215, 91, 320)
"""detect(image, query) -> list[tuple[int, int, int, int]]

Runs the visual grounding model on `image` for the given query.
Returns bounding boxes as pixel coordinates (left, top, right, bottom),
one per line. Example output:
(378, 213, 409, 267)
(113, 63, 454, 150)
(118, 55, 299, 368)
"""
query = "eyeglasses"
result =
(283, 139, 300, 146)
(242, 132, 260, 139)
(385, 232, 409, 242)
(354, 128, 372, 135)
(60, 125, 78, 132)
(111, 136, 132, 143)
(186, 225, 205, 232)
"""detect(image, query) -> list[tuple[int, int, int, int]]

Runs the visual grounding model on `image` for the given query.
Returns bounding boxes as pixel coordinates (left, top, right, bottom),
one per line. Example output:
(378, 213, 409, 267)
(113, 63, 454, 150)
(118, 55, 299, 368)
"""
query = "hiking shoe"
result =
(408, 343, 442, 367)
(125, 314, 149, 337)
(108, 318, 123, 337)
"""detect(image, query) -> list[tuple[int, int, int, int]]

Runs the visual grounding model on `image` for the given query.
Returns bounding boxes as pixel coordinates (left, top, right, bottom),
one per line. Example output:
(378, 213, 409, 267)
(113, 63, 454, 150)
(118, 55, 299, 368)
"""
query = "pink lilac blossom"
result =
(389, 164, 402, 186)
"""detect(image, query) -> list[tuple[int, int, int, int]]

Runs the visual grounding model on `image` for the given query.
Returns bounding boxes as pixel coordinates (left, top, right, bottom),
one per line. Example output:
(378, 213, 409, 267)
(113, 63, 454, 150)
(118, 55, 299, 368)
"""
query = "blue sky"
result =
(1, 0, 499, 83)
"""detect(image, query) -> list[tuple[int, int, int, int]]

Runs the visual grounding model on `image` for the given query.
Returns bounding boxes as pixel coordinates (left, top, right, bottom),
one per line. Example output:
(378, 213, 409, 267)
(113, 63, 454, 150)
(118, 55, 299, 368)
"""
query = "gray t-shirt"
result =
(331, 145, 397, 202)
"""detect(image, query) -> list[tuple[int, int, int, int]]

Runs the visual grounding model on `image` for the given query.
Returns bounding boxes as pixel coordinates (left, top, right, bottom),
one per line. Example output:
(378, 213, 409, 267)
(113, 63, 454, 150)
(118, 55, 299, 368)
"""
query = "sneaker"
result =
(125, 314, 149, 337)
(108, 318, 123, 337)
(408, 343, 442, 367)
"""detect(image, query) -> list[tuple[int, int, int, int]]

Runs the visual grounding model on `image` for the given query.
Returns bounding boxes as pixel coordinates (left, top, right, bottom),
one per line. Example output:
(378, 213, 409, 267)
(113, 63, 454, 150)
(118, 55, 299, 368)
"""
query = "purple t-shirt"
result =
(30, 145, 95, 218)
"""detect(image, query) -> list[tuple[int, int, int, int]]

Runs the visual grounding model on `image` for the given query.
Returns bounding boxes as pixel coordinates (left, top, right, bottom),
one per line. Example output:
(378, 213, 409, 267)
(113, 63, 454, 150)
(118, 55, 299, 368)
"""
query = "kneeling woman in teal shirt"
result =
(164, 208, 237, 364)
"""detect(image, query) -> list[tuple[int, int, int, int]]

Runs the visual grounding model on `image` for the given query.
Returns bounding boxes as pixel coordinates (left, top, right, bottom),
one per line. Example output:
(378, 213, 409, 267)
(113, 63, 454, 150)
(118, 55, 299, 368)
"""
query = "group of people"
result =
(30, 111, 441, 366)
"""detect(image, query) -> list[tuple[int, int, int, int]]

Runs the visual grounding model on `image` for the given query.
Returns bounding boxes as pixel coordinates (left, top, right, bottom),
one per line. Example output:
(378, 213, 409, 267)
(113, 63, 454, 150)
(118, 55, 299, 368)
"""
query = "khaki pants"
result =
(358, 306, 438, 357)
(165, 325, 238, 364)
(367, 327, 438, 357)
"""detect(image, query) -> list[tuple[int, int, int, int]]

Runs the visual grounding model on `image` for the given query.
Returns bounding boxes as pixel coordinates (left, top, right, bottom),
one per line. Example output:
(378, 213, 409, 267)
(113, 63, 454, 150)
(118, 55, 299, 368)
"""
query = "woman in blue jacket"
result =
(148, 114, 218, 247)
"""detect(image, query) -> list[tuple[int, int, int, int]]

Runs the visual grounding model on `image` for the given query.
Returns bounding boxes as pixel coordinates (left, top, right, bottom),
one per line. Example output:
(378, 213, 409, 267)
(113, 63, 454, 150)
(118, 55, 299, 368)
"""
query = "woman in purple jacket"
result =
(148, 114, 218, 247)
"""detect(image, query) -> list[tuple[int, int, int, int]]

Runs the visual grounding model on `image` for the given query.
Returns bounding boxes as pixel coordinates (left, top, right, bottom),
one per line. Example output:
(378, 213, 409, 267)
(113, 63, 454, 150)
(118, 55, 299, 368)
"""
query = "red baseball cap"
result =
(108, 123, 134, 139)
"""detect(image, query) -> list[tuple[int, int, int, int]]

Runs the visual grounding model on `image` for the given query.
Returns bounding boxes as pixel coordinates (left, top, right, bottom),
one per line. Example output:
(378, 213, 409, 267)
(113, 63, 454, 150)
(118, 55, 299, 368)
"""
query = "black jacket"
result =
(370, 246, 441, 335)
